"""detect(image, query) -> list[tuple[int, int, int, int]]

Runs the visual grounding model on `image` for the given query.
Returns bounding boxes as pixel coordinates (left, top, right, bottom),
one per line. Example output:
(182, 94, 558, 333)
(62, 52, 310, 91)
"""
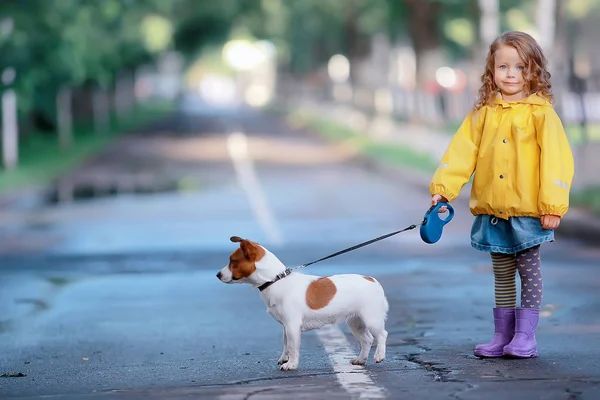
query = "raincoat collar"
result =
(493, 92, 550, 108)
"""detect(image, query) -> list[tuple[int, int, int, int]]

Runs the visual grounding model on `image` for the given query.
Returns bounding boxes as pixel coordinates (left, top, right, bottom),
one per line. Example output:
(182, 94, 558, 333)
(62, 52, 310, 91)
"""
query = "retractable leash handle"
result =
(420, 202, 454, 244)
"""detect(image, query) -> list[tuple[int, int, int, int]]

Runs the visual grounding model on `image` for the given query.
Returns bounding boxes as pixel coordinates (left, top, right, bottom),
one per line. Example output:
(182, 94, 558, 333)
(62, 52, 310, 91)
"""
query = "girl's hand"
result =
(431, 194, 449, 213)
(541, 214, 561, 230)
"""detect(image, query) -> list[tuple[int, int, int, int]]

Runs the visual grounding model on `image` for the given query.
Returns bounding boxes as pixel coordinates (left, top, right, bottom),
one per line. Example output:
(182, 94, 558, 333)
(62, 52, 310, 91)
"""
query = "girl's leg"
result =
(516, 245, 543, 308)
(504, 245, 542, 358)
(474, 252, 517, 358)
(491, 252, 517, 307)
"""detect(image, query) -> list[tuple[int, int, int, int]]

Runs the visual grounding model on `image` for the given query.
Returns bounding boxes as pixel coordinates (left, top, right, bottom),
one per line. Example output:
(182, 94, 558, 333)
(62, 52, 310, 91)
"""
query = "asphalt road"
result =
(1, 94, 599, 399)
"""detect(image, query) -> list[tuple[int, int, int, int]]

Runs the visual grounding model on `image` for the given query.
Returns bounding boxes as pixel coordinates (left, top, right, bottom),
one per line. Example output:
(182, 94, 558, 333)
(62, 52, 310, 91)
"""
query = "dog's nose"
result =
(216, 271, 222, 279)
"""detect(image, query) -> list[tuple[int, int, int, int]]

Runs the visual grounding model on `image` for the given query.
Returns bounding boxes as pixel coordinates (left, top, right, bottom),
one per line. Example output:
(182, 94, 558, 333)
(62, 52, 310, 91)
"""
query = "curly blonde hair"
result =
(474, 31, 553, 109)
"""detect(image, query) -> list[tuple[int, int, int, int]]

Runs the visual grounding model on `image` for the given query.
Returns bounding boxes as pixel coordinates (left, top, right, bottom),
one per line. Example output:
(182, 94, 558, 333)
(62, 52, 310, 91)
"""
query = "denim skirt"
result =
(470, 215, 554, 254)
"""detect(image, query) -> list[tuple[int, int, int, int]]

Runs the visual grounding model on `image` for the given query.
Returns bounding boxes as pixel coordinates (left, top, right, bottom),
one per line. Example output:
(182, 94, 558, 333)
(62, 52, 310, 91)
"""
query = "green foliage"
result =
(2, 0, 584, 135)
(571, 185, 600, 216)
(289, 109, 438, 173)
(0, 0, 258, 132)
(1, 0, 160, 125)
(254, 0, 401, 73)
(238, 0, 482, 72)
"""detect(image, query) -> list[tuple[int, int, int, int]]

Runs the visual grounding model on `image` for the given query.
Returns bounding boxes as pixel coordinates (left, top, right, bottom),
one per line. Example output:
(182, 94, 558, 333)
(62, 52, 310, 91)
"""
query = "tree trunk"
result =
(344, 0, 371, 86)
(2, 89, 19, 169)
(550, 0, 568, 113)
(404, 0, 445, 88)
(92, 88, 111, 134)
(57, 86, 72, 149)
(536, 0, 557, 53)
(468, 0, 484, 92)
(478, 0, 499, 55)
(114, 72, 133, 120)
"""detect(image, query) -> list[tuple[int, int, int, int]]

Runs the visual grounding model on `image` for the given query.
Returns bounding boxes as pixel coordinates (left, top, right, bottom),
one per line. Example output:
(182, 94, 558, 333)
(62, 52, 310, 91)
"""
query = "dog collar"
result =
(258, 268, 293, 292)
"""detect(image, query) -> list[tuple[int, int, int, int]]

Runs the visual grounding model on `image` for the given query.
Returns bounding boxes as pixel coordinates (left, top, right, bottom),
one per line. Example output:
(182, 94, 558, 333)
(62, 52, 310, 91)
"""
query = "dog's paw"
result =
(277, 356, 289, 365)
(350, 358, 367, 366)
(374, 354, 386, 363)
(279, 360, 298, 371)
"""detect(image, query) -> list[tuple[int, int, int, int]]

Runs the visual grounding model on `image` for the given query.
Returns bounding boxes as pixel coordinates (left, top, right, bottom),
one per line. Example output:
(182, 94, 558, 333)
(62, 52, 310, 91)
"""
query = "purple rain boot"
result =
(503, 307, 539, 358)
(474, 308, 515, 358)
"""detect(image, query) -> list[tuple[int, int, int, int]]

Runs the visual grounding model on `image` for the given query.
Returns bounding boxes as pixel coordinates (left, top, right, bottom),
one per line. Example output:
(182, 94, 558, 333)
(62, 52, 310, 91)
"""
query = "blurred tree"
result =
(246, 0, 390, 79)
(403, 0, 444, 86)
(0, 0, 261, 148)
(228, 0, 482, 88)
(398, 0, 483, 86)
(278, 0, 346, 75)
(1, 0, 161, 135)
(5, 0, 582, 147)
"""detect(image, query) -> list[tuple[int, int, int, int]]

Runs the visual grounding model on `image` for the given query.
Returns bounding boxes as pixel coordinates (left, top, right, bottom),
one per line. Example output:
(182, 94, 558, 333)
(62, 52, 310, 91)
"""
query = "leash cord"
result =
(293, 222, 419, 271)
(258, 222, 421, 291)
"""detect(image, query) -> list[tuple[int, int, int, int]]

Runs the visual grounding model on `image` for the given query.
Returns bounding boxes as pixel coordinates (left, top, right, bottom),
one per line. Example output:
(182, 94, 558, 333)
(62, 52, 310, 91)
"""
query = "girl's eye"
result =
(518, 66, 524, 70)
(499, 65, 506, 69)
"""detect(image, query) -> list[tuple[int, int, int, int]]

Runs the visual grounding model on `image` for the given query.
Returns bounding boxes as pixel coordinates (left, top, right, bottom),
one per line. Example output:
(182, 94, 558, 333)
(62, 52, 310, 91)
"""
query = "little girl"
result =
(429, 31, 574, 358)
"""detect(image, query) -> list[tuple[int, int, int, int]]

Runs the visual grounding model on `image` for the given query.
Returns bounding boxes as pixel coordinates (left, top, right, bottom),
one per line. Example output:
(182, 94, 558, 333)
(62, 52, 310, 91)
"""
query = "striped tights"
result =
(491, 246, 543, 309)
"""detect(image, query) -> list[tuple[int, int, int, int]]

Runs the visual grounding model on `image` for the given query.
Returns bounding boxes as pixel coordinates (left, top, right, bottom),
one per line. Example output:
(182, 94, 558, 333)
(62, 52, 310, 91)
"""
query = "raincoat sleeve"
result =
(535, 106, 575, 217)
(429, 109, 484, 202)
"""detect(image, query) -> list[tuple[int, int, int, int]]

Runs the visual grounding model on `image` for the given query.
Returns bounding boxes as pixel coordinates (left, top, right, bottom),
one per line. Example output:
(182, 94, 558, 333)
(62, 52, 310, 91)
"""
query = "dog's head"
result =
(217, 236, 266, 284)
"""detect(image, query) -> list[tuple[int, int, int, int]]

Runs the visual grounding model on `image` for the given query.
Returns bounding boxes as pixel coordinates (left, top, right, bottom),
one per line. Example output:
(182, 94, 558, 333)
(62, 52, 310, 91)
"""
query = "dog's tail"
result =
(382, 292, 390, 320)
(374, 278, 390, 319)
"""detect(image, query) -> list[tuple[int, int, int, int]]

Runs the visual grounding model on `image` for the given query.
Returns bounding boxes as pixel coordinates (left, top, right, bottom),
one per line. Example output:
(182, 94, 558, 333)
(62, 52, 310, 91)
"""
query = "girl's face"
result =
(493, 44, 526, 102)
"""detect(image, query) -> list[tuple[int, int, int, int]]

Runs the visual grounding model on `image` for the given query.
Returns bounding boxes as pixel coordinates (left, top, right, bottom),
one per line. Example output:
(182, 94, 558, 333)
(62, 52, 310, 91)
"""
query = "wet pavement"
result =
(1, 94, 599, 399)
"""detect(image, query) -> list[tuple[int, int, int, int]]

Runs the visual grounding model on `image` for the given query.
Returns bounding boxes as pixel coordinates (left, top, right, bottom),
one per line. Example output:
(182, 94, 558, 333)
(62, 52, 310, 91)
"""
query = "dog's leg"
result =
(373, 329, 388, 363)
(277, 328, 289, 365)
(280, 321, 301, 371)
(365, 318, 388, 363)
(347, 316, 374, 365)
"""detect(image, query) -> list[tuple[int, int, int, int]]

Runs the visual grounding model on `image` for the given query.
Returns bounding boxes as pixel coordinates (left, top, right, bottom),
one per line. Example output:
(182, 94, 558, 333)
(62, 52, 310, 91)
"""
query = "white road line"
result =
(226, 131, 283, 245)
(317, 325, 387, 399)
(227, 130, 386, 398)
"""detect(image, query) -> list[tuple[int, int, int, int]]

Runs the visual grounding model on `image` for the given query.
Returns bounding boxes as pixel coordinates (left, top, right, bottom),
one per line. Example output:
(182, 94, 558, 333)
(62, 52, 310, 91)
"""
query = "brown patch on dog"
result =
(363, 276, 375, 282)
(306, 278, 337, 310)
(229, 236, 266, 280)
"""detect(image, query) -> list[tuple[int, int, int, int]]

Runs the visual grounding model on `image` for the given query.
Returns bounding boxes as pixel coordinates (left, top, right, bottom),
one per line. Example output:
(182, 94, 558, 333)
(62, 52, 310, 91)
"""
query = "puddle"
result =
(44, 176, 198, 205)
(44, 276, 73, 287)
(1, 372, 27, 378)
(13, 298, 50, 310)
(0, 320, 13, 333)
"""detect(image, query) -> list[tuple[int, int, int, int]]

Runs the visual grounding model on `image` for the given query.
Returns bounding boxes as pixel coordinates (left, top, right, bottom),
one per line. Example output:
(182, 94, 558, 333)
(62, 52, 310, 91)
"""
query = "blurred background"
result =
(1, 3, 600, 397)
(0, 0, 599, 204)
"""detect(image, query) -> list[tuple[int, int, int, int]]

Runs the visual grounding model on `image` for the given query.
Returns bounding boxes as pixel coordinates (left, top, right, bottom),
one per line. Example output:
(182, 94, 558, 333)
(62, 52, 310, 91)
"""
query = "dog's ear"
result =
(230, 236, 262, 261)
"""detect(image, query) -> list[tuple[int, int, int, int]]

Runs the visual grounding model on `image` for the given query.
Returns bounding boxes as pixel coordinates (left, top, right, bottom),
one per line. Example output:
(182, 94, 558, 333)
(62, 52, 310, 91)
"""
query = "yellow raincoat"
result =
(430, 92, 574, 219)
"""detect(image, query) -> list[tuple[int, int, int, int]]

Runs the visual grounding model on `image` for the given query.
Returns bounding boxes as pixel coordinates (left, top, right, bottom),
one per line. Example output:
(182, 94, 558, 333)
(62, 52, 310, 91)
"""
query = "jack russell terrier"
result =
(217, 236, 389, 371)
